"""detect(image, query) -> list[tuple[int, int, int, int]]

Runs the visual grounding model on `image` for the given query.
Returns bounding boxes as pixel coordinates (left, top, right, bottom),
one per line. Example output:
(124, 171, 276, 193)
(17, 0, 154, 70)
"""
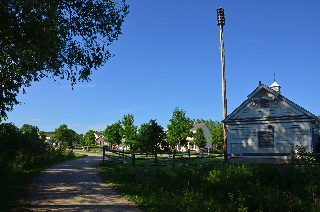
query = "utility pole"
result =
(217, 8, 228, 162)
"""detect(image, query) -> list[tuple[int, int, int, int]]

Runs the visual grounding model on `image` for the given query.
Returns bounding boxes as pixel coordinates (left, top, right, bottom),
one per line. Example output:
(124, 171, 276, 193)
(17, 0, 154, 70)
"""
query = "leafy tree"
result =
(79, 135, 87, 147)
(20, 124, 47, 153)
(210, 122, 224, 150)
(138, 119, 168, 158)
(54, 124, 78, 146)
(103, 122, 123, 148)
(20, 124, 42, 142)
(0, 123, 24, 156)
(167, 107, 193, 150)
(39, 131, 47, 143)
(0, 0, 129, 120)
(83, 130, 96, 147)
(121, 114, 139, 150)
(194, 127, 206, 150)
(70, 130, 80, 145)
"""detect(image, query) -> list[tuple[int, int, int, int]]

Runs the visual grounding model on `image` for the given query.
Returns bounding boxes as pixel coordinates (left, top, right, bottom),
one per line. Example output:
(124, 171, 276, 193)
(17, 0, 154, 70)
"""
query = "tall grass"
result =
(100, 162, 320, 212)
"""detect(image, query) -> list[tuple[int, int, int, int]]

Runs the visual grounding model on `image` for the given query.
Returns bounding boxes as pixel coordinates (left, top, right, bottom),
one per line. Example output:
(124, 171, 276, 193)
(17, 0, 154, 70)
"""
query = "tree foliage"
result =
(0, 0, 129, 120)
(103, 122, 122, 147)
(0, 123, 47, 162)
(194, 127, 206, 149)
(210, 121, 223, 149)
(167, 107, 193, 149)
(21, 124, 44, 142)
(82, 130, 96, 147)
(121, 114, 139, 150)
(54, 124, 78, 146)
(138, 119, 168, 154)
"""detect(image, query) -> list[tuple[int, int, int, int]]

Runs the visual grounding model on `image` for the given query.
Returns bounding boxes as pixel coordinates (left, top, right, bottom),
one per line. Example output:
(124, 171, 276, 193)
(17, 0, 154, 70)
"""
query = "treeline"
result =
(99, 108, 224, 155)
(48, 108, 224, 154)
(0, 123, 75, 175)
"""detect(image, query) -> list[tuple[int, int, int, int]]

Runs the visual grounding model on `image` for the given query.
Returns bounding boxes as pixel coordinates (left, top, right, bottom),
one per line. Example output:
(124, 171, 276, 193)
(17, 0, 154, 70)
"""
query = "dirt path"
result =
(27, 153, 143, 212)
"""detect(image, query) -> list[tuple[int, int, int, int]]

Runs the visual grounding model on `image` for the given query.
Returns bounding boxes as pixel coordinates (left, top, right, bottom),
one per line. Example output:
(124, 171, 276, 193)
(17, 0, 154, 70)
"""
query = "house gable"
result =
(224, 81, 320, 162)
(224, 83, 317, 123)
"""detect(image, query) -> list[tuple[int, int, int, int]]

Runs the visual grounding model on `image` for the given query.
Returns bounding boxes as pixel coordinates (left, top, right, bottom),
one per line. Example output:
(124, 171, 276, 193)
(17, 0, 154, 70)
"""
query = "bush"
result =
(290, 143, 316, 164)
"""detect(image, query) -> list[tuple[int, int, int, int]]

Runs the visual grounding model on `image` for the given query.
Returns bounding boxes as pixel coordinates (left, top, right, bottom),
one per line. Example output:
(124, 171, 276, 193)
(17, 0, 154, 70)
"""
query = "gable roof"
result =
(191, 123, 208, 131)
(224, 82, 318, 124)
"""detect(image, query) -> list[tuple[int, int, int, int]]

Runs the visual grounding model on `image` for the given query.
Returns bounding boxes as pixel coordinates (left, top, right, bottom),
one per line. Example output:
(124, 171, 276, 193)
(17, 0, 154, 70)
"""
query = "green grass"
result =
(0, 152, 87, 212)
(104, 150, 224, 165)
(100, 162, 320, 212)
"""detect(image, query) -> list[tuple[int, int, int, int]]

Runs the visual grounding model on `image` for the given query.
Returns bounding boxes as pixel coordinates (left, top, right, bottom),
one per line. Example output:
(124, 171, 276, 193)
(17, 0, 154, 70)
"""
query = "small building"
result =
(223, 81, 320, 163)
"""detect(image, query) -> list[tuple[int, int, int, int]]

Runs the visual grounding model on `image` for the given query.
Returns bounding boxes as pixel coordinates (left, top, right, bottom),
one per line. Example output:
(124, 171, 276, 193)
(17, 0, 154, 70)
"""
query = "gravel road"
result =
(27, 153, 143, 212)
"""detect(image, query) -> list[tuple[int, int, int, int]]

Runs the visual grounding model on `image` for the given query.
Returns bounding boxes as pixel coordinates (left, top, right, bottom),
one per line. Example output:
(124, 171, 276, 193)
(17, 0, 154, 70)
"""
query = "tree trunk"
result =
(172, 149, 176, 167)
(132, 151, 135, 166)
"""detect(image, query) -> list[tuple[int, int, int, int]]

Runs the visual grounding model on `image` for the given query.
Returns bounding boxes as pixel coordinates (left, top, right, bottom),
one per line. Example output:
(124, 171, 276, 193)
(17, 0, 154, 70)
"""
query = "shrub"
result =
(290, 143, 316, 164)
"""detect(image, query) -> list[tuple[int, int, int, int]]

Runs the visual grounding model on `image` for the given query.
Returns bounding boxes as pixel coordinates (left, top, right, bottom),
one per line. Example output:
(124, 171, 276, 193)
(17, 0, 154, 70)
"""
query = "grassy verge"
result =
(100, 161, 320, 212)
(0, 152, 87, 212)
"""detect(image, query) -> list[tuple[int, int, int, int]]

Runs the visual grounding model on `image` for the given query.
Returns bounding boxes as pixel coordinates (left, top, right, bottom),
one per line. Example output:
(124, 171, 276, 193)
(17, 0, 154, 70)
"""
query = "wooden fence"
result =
(101, 147, 320, 166)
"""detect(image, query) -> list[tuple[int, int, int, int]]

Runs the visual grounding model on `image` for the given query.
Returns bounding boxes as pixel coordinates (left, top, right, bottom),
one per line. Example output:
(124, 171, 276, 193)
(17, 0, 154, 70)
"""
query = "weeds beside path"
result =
(27, 152, 143, 212)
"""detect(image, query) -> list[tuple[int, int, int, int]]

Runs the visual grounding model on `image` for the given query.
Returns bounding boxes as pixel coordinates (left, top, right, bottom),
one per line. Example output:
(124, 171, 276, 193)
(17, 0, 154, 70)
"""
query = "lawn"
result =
(104, 149, 224, 165)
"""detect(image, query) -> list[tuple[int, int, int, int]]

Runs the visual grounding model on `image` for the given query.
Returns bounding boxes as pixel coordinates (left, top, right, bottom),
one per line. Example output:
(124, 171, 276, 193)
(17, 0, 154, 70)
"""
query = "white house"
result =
(179, 123, 212, 152)
(223, 81, 320, 163)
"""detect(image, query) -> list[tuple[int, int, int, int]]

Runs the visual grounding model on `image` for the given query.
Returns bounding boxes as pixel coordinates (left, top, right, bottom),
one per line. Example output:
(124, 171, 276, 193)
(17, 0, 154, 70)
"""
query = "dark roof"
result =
(191, 123, 207, 131)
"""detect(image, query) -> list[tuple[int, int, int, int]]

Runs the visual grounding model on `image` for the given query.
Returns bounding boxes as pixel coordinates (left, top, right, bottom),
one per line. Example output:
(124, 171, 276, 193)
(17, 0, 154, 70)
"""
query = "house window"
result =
(260, 99, 270, 109)
(258, 131, 274, 148)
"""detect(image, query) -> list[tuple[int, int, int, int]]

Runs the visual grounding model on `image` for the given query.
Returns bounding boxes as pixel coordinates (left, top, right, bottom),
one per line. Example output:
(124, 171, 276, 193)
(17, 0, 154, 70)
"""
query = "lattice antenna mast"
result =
(217, 8, 228, 162)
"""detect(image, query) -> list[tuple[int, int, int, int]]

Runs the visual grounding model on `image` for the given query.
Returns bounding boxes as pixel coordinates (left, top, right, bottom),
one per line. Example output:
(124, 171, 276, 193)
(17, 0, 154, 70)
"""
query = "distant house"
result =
(94, 132, 106, 146)
(45, 134, 55, 143)
(95, 137, 105, 146)
(178, 123, 212, 152)
(223, 81, 320, 163)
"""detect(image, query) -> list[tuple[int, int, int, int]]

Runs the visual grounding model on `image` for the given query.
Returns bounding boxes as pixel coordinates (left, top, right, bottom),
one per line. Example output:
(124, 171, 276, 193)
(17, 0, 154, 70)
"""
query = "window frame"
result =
(260, 98, 271, 109)
(258, 131, 274, 148)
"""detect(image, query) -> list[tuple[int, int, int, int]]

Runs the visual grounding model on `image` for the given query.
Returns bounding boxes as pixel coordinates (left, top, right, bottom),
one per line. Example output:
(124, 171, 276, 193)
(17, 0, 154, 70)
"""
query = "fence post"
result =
(155, 152, 158, 164)
(188, 149, 191, 158)
(103, 146, 106, 162)
(172, 149, 176, 167)
(132, 151, 136, 166)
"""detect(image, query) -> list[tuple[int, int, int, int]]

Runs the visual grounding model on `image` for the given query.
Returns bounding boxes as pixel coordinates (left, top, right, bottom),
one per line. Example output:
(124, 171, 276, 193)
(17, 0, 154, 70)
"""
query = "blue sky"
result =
(6, 0, 320, 134)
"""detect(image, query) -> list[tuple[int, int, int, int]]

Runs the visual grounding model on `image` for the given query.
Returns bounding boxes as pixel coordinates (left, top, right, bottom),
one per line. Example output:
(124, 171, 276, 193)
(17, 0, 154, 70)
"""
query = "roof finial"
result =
(270, 74, 281, 93)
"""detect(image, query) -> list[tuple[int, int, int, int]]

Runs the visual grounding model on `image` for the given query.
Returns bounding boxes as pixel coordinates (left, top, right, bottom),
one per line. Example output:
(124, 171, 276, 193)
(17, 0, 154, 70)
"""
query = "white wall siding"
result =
(228, 122, 313, 154)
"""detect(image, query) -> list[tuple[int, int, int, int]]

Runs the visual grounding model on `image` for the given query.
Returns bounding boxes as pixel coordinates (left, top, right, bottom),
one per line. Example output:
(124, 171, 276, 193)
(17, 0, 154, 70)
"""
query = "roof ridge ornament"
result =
(270, 74, 281, 93)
